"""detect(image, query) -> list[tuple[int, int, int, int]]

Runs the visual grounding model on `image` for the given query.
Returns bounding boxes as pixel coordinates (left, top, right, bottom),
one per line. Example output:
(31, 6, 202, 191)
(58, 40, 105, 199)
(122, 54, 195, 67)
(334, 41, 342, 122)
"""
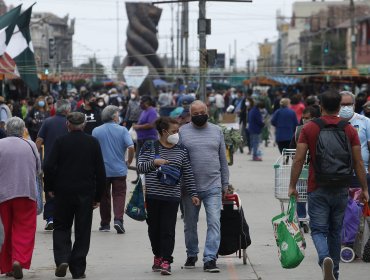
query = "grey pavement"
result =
(3, 145, 369, 280)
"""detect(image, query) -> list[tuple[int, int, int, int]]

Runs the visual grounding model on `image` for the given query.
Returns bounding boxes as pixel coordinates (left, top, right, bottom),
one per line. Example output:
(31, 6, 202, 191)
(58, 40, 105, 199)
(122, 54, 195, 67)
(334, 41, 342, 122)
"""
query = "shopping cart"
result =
(274, 149, 309, 232)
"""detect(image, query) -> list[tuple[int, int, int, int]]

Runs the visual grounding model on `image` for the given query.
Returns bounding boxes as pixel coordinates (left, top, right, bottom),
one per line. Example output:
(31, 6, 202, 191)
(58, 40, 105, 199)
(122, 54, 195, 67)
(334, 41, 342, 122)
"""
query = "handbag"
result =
(153, 141, 181, 186)
(125, 178, 146, 221)
(272, 196, 306, 269)
(22, 138, 43, 215)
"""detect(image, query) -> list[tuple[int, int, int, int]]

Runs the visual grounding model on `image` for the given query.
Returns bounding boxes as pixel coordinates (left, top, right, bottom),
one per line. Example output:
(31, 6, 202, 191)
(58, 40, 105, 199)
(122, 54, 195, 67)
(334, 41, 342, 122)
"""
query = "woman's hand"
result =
(154, 158, 169, 167)
(191, 197, 200, 206)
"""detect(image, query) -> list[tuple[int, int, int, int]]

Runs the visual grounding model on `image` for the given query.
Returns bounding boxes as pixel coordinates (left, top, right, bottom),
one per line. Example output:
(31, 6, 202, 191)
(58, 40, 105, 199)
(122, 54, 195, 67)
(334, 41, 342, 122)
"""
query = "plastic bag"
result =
(272, 196, 305, 269)
(129, 127, 137, 142)
(125, 178, 146, 221)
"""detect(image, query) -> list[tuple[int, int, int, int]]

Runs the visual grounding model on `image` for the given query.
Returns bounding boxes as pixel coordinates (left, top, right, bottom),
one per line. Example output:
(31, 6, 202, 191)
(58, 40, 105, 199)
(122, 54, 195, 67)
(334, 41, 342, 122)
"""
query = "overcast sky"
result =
(4, 0, 343, 74)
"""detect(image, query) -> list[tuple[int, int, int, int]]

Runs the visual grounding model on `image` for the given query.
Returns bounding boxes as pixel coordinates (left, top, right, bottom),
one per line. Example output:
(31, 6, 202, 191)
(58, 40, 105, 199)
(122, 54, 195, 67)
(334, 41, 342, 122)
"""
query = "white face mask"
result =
(131, 94, 136, 100)
(98, 101, 104, 107)
(339, 106, 354, 119)
(167, 132, 179, 145)
(245, 101, 250, 107)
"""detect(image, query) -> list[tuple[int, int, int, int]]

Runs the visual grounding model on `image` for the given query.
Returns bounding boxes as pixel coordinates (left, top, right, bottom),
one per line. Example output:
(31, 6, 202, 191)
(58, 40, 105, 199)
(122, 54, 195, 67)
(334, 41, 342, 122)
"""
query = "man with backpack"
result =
(288, 90, 369, 280)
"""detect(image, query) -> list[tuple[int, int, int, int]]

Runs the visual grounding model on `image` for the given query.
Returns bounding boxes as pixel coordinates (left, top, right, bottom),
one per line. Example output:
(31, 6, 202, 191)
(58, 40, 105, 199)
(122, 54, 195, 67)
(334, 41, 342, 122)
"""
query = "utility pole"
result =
(170, 3, 175, 70)
(176, 4, 180, 69)
(183, 1, 189, 83)
(116, 0, 119, 57)
(234, 39, 237, 72)
(180, 2, 184, 71)
(198, 0, 207, 101)
(350, 0, 356, 68)
(93, 53, 97, 82)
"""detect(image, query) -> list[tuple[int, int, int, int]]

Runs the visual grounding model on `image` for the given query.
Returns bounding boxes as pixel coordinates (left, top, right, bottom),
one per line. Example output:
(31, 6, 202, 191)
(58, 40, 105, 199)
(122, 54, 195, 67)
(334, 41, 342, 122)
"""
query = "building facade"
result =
(30, 12, 75, 74)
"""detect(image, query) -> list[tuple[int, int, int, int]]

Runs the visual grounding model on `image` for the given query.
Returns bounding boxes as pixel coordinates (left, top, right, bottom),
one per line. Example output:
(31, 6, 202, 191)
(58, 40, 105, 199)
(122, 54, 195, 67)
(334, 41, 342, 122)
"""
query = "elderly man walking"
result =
(44, 112, 106, 279)
(0, 117, 41, 279)
(93, 105, 135, 234)
(179, 100, 229, 273)
(36, 99, 71, 231)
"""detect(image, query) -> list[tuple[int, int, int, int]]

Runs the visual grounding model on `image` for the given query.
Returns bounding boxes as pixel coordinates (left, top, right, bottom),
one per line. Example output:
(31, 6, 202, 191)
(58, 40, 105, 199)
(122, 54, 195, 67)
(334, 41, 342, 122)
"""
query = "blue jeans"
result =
(249, 133, 260, 158)
(183, 187, 222, 263)
(308, 188, 348, 280)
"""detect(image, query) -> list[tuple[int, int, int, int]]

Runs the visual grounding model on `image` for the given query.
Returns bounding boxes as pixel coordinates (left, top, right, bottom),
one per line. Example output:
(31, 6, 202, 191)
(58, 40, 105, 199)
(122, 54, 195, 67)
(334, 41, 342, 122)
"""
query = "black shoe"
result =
(12, 261, 23, 279)
(184, 256, 198, 269)
(203, 260, 220, 273)
(131, 178, 139, 184)
(114, 220, 125, 234)
(55, 263, 68, 277)
(72, 274, 86, 279)
(98, 224, 110, 232)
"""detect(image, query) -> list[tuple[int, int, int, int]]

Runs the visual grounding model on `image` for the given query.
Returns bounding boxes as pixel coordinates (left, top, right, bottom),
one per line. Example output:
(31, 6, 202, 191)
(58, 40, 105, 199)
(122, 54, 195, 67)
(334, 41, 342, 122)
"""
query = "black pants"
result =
(277, 141, 291, 154)
(43, 192, 54, 221)
(53, 193, 94, 278)
(146, 198, 179, 263)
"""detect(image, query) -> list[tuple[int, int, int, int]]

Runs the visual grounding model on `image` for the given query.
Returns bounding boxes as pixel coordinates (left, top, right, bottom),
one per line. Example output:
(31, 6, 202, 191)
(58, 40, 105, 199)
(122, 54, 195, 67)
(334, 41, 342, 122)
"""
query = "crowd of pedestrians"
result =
(0, 85, 370, 280)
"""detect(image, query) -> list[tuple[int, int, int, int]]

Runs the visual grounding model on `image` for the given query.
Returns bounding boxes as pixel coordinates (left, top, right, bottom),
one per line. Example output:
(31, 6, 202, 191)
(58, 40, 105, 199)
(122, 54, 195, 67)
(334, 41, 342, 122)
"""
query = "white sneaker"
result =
(322, 257, 335, 280)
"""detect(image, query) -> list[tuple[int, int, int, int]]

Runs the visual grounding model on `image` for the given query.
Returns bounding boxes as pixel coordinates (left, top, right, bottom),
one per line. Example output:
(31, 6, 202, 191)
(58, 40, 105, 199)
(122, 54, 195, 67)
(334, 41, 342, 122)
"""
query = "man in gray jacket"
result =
(179, 100, 229, 273)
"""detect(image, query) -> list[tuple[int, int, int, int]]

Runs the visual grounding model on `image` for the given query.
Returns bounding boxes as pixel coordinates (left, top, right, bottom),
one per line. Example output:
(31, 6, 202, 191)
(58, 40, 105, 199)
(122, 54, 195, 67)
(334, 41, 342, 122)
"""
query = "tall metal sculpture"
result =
(121, 2, 164, 81)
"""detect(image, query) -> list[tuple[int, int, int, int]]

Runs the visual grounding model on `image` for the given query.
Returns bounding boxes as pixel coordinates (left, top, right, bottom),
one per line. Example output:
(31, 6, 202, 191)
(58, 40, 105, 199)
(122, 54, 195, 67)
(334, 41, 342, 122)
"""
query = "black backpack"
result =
(312, 118, 353, 188)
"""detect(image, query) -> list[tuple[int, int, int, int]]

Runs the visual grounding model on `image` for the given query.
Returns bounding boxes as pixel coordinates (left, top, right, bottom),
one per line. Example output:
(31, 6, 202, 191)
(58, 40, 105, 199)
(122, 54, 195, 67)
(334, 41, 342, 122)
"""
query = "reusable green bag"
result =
(126, 178, 147, 221)
(272, 196, 305, 269)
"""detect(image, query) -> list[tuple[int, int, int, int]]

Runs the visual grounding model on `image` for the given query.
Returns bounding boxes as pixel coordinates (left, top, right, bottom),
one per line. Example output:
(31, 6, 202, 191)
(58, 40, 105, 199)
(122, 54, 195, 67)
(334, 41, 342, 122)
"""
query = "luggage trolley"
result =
(274, 149, 310, 232)
(218, 193, 251, 265)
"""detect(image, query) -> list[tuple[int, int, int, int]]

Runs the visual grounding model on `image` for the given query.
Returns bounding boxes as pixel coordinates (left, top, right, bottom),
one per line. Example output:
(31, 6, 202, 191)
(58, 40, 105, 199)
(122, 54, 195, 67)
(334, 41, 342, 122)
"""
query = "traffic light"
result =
(44, 63, 50, 75)
(48, 38, 56, 59)
(206, 49, 217, 67)
(323, 41, 329, 54)
(296, 59, 303, 72)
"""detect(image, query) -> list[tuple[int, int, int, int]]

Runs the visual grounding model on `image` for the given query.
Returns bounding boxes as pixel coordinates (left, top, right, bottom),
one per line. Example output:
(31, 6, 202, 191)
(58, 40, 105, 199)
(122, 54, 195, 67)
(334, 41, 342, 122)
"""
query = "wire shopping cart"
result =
(274, 149, 309, 232)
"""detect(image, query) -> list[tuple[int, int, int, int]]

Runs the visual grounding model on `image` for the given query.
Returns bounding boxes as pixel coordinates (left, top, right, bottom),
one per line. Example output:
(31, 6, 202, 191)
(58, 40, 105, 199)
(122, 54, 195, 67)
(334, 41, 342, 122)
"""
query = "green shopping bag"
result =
(272, 196, 305, 269)
(126, 178, 147, 221)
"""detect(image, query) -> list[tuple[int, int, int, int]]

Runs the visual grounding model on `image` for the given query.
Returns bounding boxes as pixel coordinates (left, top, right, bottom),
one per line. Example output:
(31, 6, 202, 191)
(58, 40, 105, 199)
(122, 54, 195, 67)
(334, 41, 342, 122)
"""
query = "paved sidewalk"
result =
(3, 145, 369, 279)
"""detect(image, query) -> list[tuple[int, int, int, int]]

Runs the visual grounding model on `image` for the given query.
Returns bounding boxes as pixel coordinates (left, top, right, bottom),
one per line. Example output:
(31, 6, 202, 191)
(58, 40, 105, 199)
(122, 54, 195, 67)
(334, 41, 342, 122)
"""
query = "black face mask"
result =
(365, 112, 370, 118)
(192, 114, 208, 127)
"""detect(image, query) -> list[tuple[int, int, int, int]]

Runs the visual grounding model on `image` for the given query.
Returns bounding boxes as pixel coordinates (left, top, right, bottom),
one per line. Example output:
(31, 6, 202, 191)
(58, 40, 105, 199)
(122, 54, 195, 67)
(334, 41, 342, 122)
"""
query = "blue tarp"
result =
(153, 79, 168, 87)
(268, 76, 301, 85)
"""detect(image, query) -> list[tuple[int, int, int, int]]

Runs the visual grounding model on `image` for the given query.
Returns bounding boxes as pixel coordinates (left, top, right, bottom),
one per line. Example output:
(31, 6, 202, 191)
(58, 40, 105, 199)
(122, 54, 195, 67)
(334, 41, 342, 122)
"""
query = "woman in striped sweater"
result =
(137, 117, 200, 276)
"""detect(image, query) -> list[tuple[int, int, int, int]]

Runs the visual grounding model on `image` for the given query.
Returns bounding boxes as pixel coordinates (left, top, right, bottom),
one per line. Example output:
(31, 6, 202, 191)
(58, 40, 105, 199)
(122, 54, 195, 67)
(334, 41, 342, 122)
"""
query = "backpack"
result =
(312, 118, 353, 188)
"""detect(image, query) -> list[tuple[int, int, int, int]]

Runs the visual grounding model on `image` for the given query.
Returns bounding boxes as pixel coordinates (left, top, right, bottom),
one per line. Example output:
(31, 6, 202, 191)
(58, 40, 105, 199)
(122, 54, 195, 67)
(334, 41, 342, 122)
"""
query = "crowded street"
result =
(7, 148, 365, 280)
(1, 1, 370, 280)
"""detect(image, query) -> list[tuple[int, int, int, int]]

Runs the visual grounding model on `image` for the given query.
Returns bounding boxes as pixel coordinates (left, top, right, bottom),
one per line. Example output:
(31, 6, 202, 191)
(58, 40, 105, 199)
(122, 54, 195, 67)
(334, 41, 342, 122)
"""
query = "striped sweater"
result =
(137, 141, 197, 201)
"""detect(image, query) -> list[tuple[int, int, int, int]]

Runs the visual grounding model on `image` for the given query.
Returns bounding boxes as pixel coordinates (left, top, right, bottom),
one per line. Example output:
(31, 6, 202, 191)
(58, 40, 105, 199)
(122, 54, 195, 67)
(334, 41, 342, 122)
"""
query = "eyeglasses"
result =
(341, 103, 354, 106)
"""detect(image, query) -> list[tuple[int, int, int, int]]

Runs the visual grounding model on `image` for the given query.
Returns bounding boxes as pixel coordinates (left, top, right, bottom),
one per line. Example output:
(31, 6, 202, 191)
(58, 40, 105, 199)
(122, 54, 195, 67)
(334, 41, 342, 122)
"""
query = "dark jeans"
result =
(250, 133, 260, 158)
(146, 198, 179, 263)
(43, 192, 54, 221)
(277, 140, 291, 154)
(245, 128, 251, 152)
(308, 188, 348, 280)
(53, 193, 94, 278)
(100, 177, 127, 225)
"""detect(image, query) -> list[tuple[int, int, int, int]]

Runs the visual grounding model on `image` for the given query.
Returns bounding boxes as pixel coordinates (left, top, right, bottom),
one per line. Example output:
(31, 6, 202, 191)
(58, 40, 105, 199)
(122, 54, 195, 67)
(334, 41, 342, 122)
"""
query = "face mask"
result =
(98, 101, 104, 107)
(118, 116, 123, 124)
(131, 94, 136, 100)
(208, 96, 215, 103)
(245, 101, 250, 107)
(89, 101, 96, 107)
(339, 106, 354, 119)
(166, 132, 179, 145)
(38, 101, 45, 107)
(192, 114, 208, 127)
